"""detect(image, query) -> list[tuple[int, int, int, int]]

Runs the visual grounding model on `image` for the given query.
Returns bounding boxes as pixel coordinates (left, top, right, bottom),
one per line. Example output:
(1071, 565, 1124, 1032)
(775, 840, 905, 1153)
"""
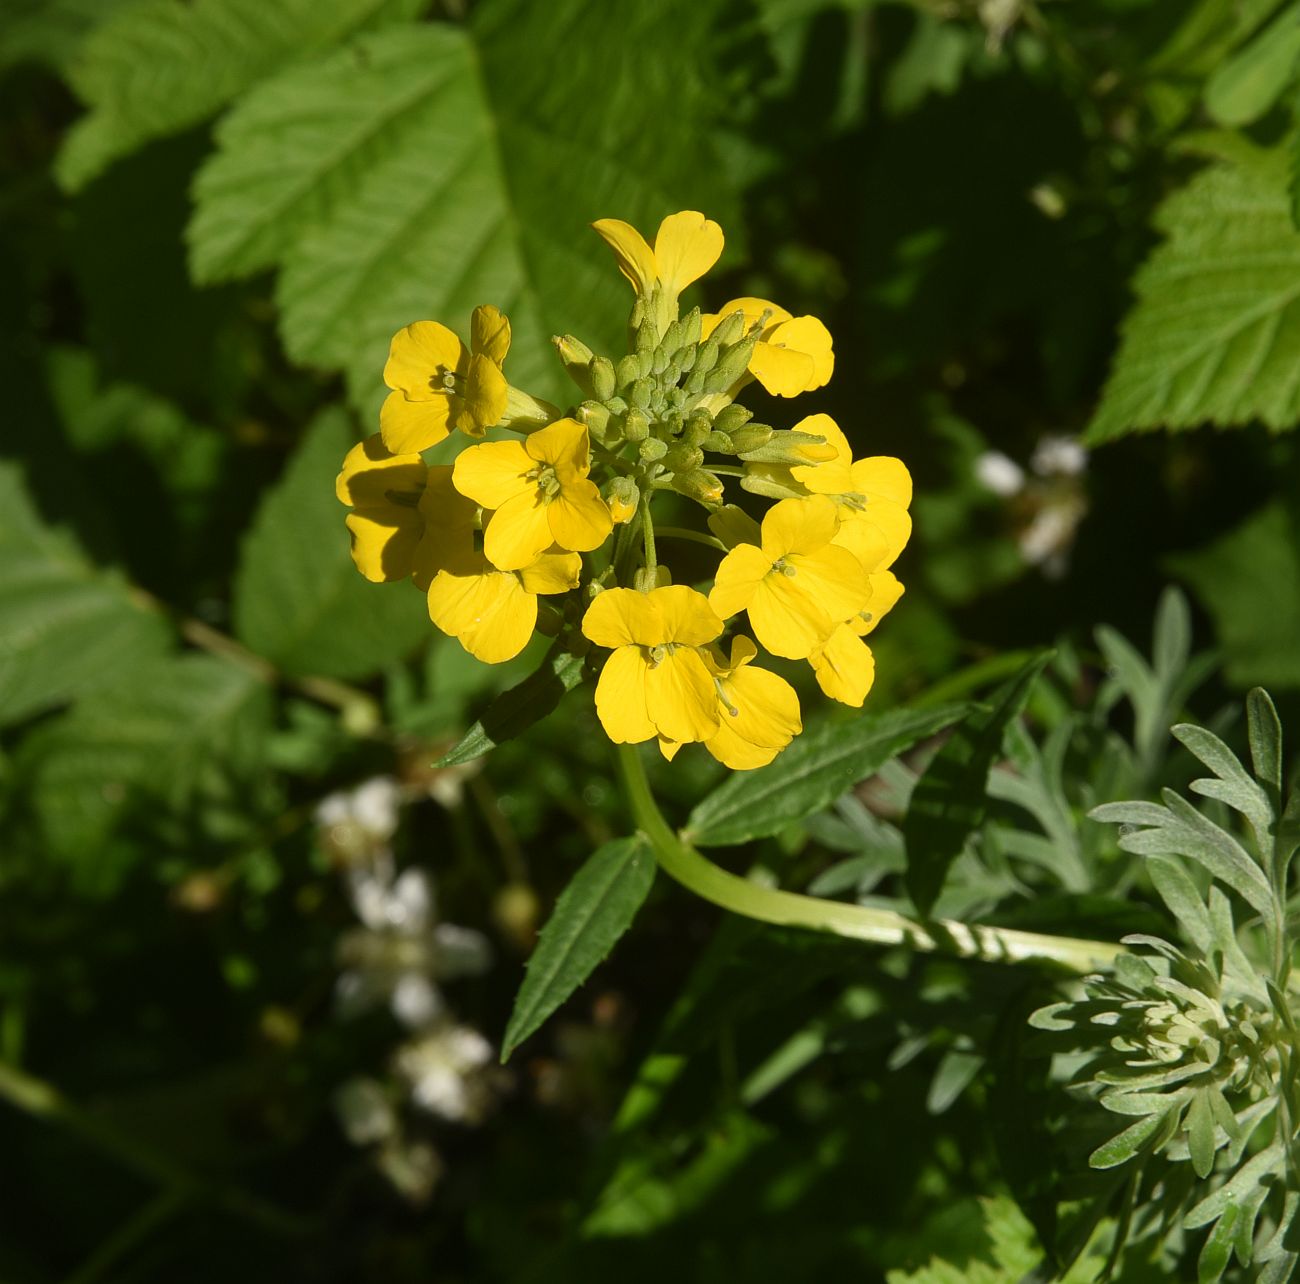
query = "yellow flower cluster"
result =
(337, 211, 911, 770)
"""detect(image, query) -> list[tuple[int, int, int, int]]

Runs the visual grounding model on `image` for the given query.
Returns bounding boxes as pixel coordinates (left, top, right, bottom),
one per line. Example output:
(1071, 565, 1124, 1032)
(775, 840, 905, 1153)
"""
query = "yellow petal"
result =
(767, 315, 833, 389)
(525, 417, 590, 476)
(419, 465, 478, 535)
(722, 296, 793, 328)
(718, 634, 759, 670)
(760, 495, 839, 560)
(336, 433, 425, 507)
(582, 587, 661, 649)
(831, 514, 892, 573)
(470, 304, 511, 366)
(452, 439, 531, 509)
(517, 552, 582, 595)
(450, 353, 508, 436)
(482, 490, 553, 571)
(707, 504, 762, 550)
(787, 543, 872, 624)
(855, 571, 904, 636)
(646, 648, 719, 743)
(809, 626, 875, 706)
(708, 543, 771, 621)
(380, 390, 451, 454)
(548, 482, 613, 552)
(652, 211, 724, 295)
(594, 646, 656, 742)
(427, 555, 537, 664)
(747, 573, 834, 659)
(591, 218, 658, 295)
(856, 500, 912, 568)
(657, 736, 684, 762)
(652, 584, 722, 646)
(345, 510, 423, 583)
(721, 664, 802, 749)
(705, 724, 782, 771)
(383, 321, 467, 397)
(850, 455, 912, 508)
(748, 341, 817, 397)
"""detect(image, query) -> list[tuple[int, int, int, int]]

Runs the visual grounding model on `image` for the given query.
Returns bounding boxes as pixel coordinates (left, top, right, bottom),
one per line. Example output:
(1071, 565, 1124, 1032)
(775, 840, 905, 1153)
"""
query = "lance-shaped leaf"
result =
(502, 836, 655, 1060)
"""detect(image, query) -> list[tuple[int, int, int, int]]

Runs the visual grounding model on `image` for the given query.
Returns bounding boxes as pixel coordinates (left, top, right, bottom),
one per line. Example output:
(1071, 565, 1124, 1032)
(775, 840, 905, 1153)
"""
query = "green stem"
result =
(641, 500, 657, 578)
(654, 525, 726, 552)
(615, 745, 1122, 972)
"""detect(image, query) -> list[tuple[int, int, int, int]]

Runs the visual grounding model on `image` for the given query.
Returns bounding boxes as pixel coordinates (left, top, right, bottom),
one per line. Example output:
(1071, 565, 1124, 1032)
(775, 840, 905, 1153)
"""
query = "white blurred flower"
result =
(334, 1076, 397, 1146)
(1018, 496, 1088, 579)
(336, 854, 492, 1029)
(376, 1137, 444, 1205)
(1030, 435, 1087, 479)
(974, 451, 1025, 498)
(316, 776, 402, 863)
(395, 1021, 497, 1124)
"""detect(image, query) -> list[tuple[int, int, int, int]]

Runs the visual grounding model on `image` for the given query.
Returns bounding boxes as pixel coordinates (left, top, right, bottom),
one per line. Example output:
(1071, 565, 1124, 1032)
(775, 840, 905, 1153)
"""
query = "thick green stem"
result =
(654, 526, 726, 552)
(615, 745, 1122, 972)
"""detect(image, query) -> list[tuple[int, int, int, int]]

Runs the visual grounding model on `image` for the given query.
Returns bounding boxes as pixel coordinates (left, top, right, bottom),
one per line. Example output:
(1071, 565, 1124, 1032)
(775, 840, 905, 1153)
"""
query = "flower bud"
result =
(629, 377, 653, 411)
(702, 334, 757, 394)
(738, 429, 837, 465)
(741, 462, 806, 500)
(590, 356, 617, 401)
(728, 424, 773, 453)
(663, 444, 704, 473)
(577, 399, 610, 437)
(535, 602, 564, 635)
(672, 469, 725, 505)
(708, 504, 762, 549)
(703, 430, 734, 454)
(709, 309, 747, 348)
(623, 408, 649, 442)
(602, 476, 641, 524)
(633, 564, 672, 592)
(635, 315, 656, 354)
(553, 335, 595, 394)
(713, 403, 753, 434)
(616, 354, 641, 389)
(639, 437, 668, 462)
(683, 410, 712, 447)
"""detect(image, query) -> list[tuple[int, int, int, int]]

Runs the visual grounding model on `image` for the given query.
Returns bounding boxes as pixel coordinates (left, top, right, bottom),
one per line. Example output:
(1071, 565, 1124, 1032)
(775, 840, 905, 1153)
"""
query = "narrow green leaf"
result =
(1204, 3, 1300, 126)
(926, 1049, 983, 1115)
(1152, 586, 1193, 683)
(502, 836, 655, 1060)
(435, 643, 587, 768)
(1174, 722, 1275, 845)
(1147, 857, 1215, 956)
(1090, 1111, 1169, 1169)
(1186, 1089, 1217, 1179)
(1247, 687, 1284, 795)
(233, 408, 430, 679)
(904, 653, 1051, 916)
(1197, 1204, 1240, 1284)
(1185, 1141, 1286, 1227)
(685, 703, 967, 849)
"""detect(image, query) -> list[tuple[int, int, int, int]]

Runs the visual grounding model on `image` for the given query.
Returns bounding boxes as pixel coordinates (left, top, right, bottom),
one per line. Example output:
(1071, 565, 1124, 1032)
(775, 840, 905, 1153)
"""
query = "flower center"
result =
(772, 557, 797, 578)
(434, 366, 459, 393)
(714, 677, 740, 718)
(647, 642, 678, 668)
(526, 463, 561, 501)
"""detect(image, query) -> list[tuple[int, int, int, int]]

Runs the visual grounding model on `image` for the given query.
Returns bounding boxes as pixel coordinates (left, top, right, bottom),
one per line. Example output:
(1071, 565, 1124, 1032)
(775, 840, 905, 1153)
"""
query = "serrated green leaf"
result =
(56, 0, 420, 191)
(233, 407, 431, 679)
(1087, 156, 1300, 444)
(0, 0, 140, 72)
(502, 836, 655, 1060)
(904, 653, 1050, 916)
(0, 461, 171, 727)
(1175, 723, 1275, 847)
(684, 703, 967, 849)
(188, 0, 740, 407)
(435, 642, 587, 768)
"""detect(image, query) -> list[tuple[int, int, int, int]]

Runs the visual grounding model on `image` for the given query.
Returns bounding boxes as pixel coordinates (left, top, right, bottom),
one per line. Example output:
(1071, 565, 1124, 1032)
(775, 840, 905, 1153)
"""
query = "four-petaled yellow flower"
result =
(453, 418, 612, 571)
(582, 586, 724, 746)
(428, 549, 581, 664)
(659, 636, 803, 770)
(336, 435, 474, 587)
(702, 297, 834, 398)
(709, 496, 870, 659)
(381, 305, 512, 455)
(591, 210, 723, 305)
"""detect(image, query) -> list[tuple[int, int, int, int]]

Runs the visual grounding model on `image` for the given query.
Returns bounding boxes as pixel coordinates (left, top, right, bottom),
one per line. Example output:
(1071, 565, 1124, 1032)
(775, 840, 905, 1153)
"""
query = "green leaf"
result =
(0, 0, 140, 72)
(685, 703, 968, 849)
(1090, 1111, 1170, 1170)
(1087, 155, 1300, 444)
(903, 654, 1051, 916)
(1247, 687, 1284, 796)
(232, 407, 431, 679)
(1147, 857, 1215, 956)
(1204, 3, 1300, 126)
(16, 653, 272, 893)
(501, 836, 655, 1060)
(1186, 1089, 1217, 1179)
(1174, 722, 1275, 847)
(55, 0, 420, 191)
(188, 0, 740, 407)
(435, 642, 587, 768)
(0, 460, 171, 727)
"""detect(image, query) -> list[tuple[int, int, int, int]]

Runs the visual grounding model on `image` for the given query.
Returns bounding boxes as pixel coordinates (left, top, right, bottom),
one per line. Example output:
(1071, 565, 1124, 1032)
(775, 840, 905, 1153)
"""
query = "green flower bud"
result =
(713, 403, 753, 434)
(665, 387, 687, 411)
(629, 377, 653, 411)
(703, 430, 734, 454)
(624, 408, 650, 442)
(728, 424, 774, 453)
(553, 335, 596, 394)
(702, 334, 757, 394)
(663, 444, 704, 473)
(639, 437, 668, 462)
(661, 409, 684, 438)
(709, 309, 747, 348)
(602, 476, 641, 524)
(604, 395, 628, 416)
(616, 354, 641, 390)
(673, 469, 725, 506)
(577, 399, 610, 437)
(635, 315, 656, 354)
(590, 356, 617, 401)
(708, 503, 762, 549)
(738, 429, 838, 466)
(678, 306, 702, 349)
(683, 415, 712, 448)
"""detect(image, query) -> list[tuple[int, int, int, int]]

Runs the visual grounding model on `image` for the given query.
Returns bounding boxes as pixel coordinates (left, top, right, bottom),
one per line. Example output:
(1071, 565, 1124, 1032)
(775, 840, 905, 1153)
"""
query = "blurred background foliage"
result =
(3, 0, 1300, 1279)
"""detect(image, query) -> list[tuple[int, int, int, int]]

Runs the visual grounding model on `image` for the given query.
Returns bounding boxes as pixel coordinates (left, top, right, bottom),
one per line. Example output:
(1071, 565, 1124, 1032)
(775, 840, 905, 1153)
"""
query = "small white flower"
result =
(974, 451, 1025, 498)
(334, 1076, 397, 1146)
(1030, 435, 1087, 479)
(316, 776, 402, 862)
(1018, 498, 1087, 578)
(395, 1021, 497, 1124)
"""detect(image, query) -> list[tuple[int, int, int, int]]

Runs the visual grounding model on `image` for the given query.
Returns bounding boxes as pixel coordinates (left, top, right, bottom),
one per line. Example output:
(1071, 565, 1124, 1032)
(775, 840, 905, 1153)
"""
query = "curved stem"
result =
(654, 526, 726, 552)
(615, 744, 1122, 972)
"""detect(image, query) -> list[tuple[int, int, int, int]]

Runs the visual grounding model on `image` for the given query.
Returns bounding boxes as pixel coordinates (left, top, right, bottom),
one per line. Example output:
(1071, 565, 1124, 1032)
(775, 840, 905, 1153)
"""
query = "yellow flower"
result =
(581, 585, 724, 745)
(427, 549, 581, 664)
(708, 496, 870, 660)
(591, 210, 723, 303)
(452, 417, 612, 571)
(336, 434, 474, 587)
(790, 415, 912, 569)
(701, 297, 834, 398)
(809, 625, 876, 708)
(380, 305, 512, 454)
(659, 637, 802, 770)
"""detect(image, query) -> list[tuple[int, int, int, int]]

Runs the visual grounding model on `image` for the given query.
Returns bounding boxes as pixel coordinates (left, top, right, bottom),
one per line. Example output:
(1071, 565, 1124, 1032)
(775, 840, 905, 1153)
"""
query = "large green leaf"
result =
(232, 408, 431, 679)
(1087, 154, 1300, 443)
(0, 460, 171, 727)
(55, 0, 421, 191)
(502, 836, 655, 1060)
(17, 653, 272, 892)
(188, 0, 740, 408)
(685, 703, 968, 849)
